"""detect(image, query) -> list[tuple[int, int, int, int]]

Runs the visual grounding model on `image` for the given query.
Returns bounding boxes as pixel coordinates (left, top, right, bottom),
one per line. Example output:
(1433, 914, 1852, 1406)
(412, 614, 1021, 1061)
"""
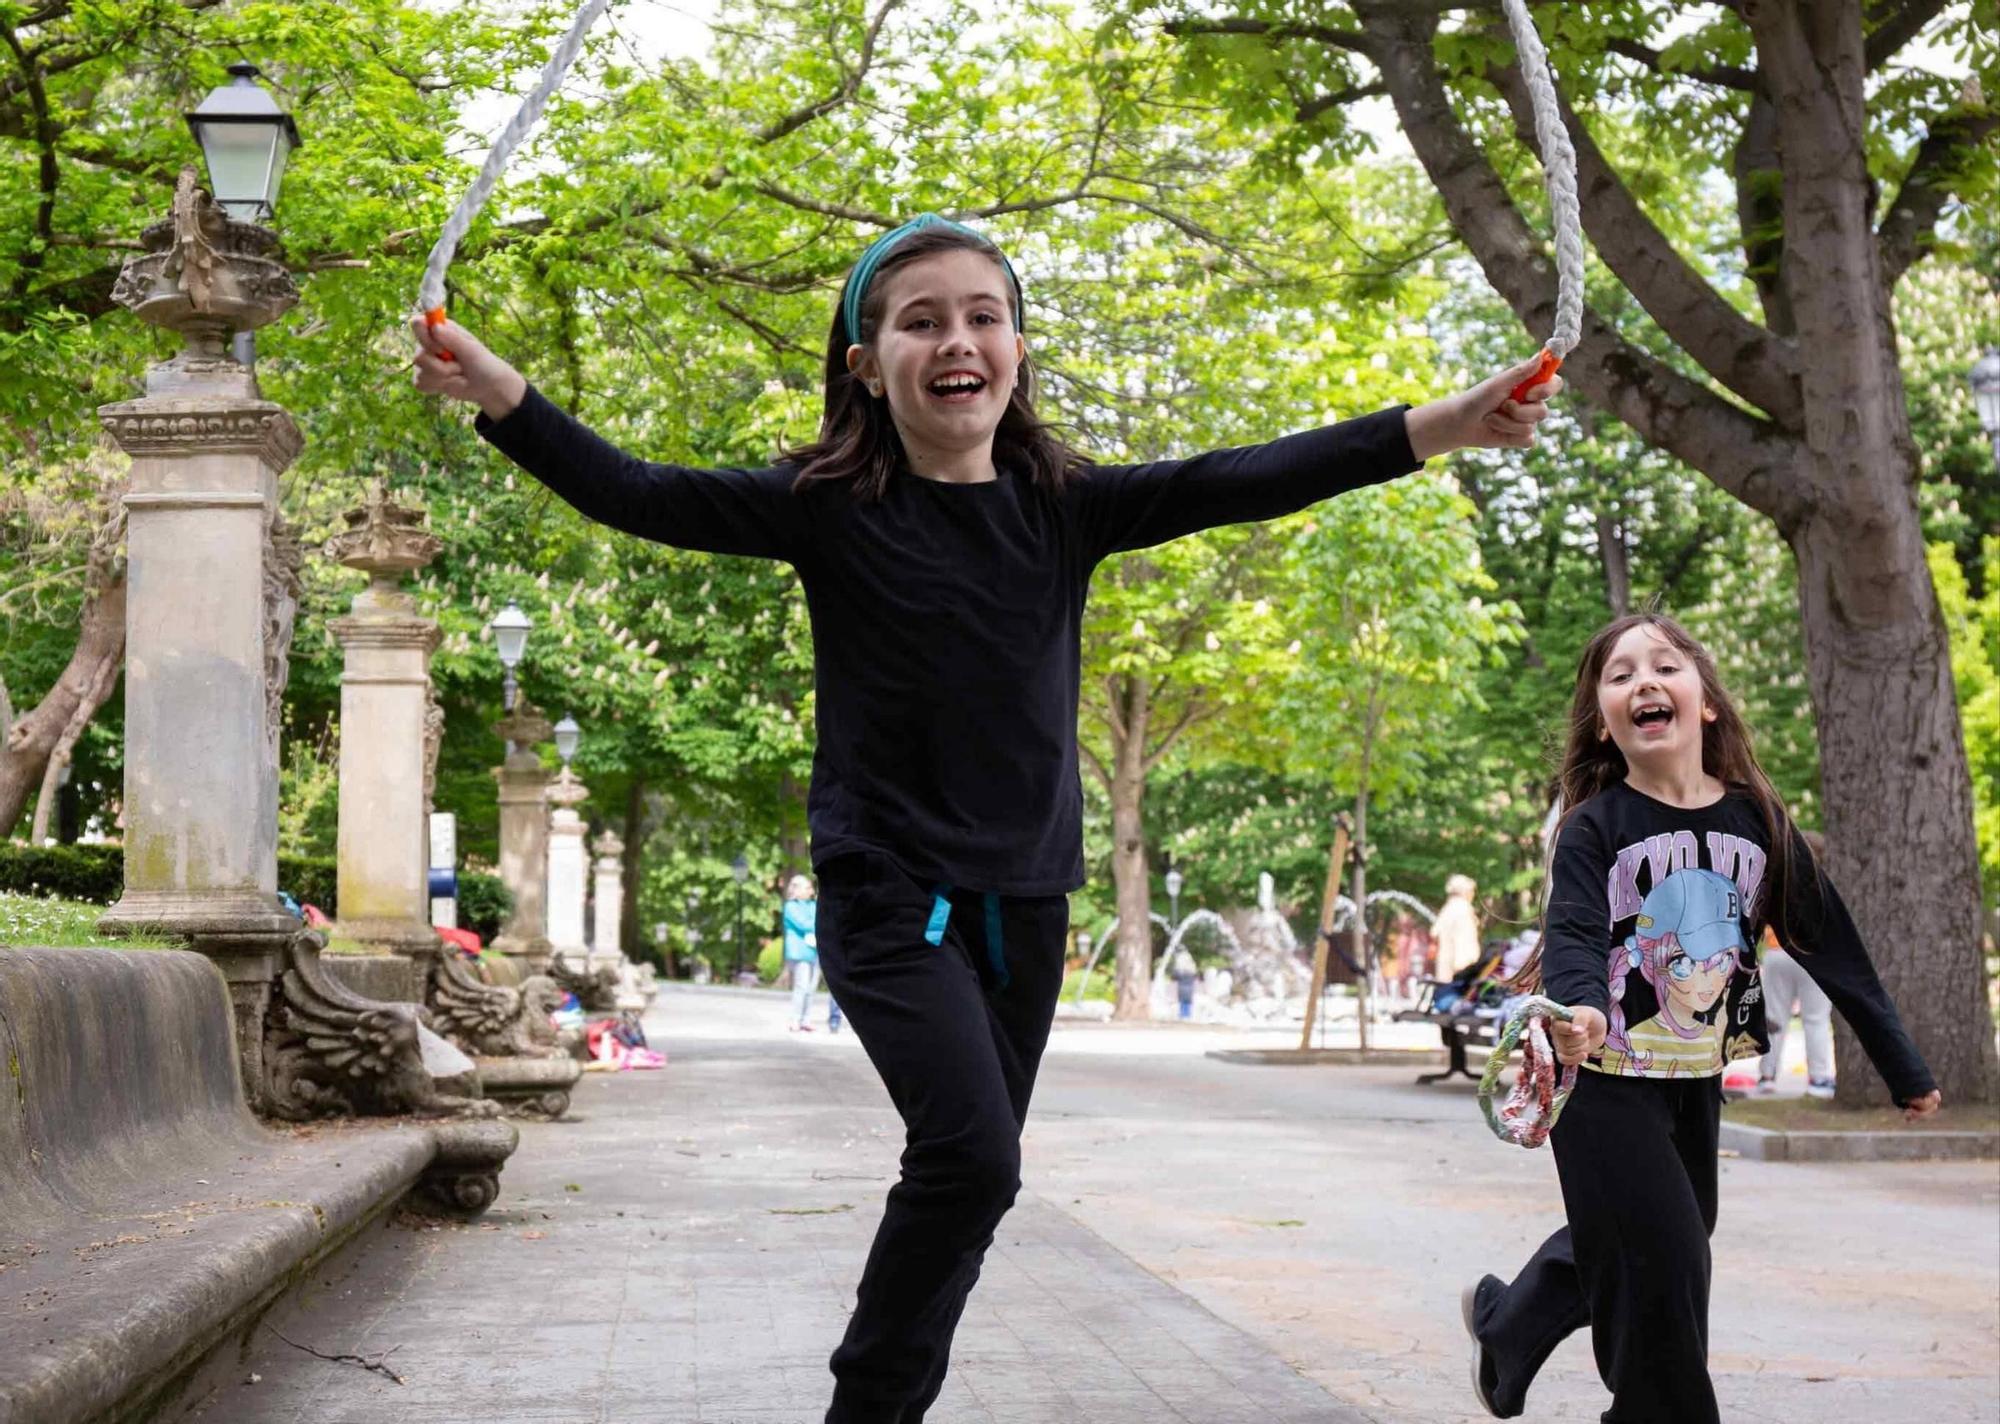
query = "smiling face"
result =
(1595, 623, 1716, 774)
(1658, 937, 1736, 1019)
(845, 248, 1026, 474)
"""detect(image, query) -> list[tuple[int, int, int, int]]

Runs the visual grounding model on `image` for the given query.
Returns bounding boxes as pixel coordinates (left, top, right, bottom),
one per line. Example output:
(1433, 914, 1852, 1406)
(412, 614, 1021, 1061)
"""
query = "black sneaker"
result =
(1463, 1276, 1506, 1418)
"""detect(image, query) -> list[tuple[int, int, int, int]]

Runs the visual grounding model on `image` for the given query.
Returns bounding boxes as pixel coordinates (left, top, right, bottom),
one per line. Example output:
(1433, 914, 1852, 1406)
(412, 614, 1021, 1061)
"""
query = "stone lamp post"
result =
(327, 483, 443, 958)
(90, 171, 518, 1202)
(489, 701, 556, 969)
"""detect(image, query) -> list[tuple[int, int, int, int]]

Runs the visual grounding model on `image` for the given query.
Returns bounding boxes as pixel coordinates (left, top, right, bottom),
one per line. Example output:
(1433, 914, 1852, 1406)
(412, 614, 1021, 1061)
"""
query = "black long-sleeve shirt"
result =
(1541, 782, 1934, 1103)
(478, 385, 1419, 894)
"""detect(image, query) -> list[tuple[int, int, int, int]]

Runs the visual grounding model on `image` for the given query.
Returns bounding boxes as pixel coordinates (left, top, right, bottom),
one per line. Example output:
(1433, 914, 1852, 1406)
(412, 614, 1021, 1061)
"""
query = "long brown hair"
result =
(786, 223, 1087, 500)
(1515, 612, 1811, 991)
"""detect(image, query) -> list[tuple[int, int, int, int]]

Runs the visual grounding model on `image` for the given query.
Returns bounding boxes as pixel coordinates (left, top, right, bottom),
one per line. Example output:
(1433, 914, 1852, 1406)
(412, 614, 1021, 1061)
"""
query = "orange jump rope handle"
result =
(425, 307, 454, 362)
(1510, 348, 1562, 404)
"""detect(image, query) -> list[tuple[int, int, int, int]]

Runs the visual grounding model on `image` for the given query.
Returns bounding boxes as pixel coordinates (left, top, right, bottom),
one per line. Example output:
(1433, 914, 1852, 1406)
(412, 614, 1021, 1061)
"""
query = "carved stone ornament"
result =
(326, 481, 444, 599)
(263, 927, 501, 1123)
(263, 516, 304, 768)
(99, 404, 303, 466)
(110, 167, 298, 357)
(494, 699, 554, 751)
(550, 954, 620, 1013)
(591, 828, 625, 864)
(428, 952, 570, 1061)
(546, 764, 590, 812)
(422, 680, 446, 815)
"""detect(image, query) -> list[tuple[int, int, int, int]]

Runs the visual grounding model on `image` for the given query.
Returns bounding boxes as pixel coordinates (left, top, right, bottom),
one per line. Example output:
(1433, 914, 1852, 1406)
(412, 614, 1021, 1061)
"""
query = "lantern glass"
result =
(1970, 348, 2000, 436)
(185, 63, 300, 222)
(732, 854, 749, 885)
(553, 715, 581, 764)
(488, 603, 531, 668)
(1164, 868, 1184, 900)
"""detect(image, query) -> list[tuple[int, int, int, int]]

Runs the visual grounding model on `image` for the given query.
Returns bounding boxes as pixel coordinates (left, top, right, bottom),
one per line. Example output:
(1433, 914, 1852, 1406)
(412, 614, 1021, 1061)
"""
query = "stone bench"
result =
(0, 946, 513, 1424)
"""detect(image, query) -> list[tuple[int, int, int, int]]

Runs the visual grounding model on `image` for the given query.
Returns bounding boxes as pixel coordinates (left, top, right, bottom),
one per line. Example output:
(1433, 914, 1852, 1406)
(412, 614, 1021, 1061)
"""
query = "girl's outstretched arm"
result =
(1779, 828, 1941, 1117)
(1404, 355, 1563, 460)
(410, 316, 807, 563)
(1071, 356, 1562, 562)
(411, 315, 528, 421)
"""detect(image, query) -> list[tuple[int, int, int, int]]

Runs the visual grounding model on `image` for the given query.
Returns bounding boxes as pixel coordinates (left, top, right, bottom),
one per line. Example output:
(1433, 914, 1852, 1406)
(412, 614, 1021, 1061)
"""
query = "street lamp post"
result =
(1970, 346, 2000, 468)
(732, 854, 750, 981)
(186, 62, 301, 367)
(488, 603, 532, 751)
(553, 714, 581, 768)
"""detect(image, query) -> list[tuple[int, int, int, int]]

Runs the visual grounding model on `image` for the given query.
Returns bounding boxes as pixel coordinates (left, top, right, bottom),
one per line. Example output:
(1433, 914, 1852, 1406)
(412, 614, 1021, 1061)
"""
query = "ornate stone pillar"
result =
(88, 174, 521, 1180)
(489, 703, 554, 970)
(545, 768, 590, 965)
(327, 484, 442, 957)
(589, 829, 624, 966)
(94, 172, 302, 1096)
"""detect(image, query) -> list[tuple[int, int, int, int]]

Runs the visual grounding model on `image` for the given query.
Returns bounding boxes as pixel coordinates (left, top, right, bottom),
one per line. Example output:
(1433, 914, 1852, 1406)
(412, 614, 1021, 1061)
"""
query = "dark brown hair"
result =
(1515, 612, 1810, 990)
(786, 224, 1087, 500)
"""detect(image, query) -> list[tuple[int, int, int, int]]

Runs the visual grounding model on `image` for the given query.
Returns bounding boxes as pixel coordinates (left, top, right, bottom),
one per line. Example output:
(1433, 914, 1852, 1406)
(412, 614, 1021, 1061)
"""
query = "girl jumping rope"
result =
(1463, 612, 1942, 1423)
(412, 214, 1560, 1422)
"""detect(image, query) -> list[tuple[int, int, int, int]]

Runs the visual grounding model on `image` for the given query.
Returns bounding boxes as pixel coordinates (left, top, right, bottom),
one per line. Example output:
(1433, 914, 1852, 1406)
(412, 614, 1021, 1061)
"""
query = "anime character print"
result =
(1600, 868, 1748, 1078)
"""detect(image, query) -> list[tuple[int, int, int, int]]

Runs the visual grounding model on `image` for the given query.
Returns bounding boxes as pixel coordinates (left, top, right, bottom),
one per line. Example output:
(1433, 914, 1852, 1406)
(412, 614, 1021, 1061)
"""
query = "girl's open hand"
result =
(1901, 1089, 1942, 1122)
(1405, 353, 1565, 461)
(408, 314, 528, 421)
(1551, 1005, 1607, 1067)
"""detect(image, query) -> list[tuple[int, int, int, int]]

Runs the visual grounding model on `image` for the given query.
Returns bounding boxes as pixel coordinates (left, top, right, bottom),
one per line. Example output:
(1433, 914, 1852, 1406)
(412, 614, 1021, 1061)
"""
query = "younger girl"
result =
(413, 213, 1560, 1423)
(1463, 612, 1941, 1423)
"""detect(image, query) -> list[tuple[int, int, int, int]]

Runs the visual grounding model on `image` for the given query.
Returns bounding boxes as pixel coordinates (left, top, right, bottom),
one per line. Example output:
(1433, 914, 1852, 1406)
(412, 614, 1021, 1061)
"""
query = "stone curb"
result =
(1206, 1046, 1452, 1067)
(1719, 1120, 2000, 1163)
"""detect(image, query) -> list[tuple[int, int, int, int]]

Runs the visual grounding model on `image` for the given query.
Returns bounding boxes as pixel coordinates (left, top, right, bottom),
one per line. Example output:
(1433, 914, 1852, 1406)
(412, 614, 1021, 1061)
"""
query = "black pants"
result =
(814, 850, 1069, 1424)
(1472, 1069, 1723, 1424)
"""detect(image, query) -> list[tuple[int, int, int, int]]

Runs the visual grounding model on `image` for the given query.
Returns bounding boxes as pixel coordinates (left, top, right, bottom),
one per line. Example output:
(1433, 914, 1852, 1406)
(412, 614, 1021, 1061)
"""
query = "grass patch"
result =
(1725, 1095, 2000, 1134)
(1060, 963, 1115, 1003)
(0, 892, 180, 949)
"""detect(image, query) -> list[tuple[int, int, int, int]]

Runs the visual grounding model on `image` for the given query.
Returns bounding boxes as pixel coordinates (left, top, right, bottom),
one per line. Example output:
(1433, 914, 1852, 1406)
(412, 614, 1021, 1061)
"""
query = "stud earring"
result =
(869, 382, 883, 397)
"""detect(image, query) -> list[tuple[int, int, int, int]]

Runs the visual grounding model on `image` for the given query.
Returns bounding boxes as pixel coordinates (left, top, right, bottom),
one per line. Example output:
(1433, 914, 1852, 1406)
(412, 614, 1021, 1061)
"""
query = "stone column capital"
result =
(329, 613, 444, 654)
(100, 398, 303, 472)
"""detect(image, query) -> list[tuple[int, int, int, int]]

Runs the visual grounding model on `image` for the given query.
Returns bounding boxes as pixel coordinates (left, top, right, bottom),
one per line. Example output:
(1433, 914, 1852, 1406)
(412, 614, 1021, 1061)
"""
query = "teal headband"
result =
(841, 213, 1024, 347)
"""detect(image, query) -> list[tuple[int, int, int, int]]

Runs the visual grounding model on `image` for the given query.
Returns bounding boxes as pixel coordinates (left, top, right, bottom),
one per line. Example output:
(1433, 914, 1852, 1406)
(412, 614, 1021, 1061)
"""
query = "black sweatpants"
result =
(1472, 1069, 1723, 1424)
(813, 849, 1070, 1424)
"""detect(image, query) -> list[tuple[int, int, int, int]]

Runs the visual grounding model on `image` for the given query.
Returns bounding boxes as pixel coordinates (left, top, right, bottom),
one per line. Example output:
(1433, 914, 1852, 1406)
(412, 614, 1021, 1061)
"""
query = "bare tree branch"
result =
(1481, 55, 1803, 425)
(1601, 36, 1757, 91)
(1162, 17, 1372, 55)
(1864, 0, 1951, 70)
(1355, 5, 1812, 532)
(1297, 81, 1388, 124)
(1877, 107, 2000, 287)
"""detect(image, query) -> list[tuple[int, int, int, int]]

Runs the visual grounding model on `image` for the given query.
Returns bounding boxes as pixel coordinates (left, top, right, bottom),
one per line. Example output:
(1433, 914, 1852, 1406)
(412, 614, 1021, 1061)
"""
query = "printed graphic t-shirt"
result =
(1539, 783, 1933, 1101)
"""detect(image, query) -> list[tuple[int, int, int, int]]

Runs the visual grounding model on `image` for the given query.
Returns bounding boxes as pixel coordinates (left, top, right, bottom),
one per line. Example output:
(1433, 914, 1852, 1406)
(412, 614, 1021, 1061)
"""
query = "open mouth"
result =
(926, 372, 987, 402)
(1633, 702, 1674, 730)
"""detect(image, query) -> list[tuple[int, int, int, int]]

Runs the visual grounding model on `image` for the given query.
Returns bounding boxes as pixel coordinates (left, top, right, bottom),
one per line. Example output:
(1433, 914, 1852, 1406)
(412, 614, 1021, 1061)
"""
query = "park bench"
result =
(0, 946, 511, 1424)
(1393, 979, 1504, 1086)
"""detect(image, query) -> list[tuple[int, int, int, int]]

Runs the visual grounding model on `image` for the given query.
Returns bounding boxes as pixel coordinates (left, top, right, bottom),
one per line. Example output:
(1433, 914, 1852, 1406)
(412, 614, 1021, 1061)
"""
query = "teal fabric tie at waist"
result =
(924, 884, 1010, 989)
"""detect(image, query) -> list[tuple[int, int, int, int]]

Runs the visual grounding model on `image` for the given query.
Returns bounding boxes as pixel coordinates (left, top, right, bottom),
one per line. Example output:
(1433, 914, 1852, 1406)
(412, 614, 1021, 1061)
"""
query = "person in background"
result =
(783, 873, 821, 1033)
(1171, 946, 1199, 1020)
(1433, 874, 1482, 981)
(1758, 830, 1837, 1098)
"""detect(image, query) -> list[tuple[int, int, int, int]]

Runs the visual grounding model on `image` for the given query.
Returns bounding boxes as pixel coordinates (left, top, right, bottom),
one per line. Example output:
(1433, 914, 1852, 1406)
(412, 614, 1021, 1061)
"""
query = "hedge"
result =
(0, 844, 478, 933)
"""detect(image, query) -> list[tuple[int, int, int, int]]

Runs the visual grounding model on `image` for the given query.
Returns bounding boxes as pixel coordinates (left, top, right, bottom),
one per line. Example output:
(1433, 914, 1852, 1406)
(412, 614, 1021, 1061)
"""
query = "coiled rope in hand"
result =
(1499, 0, 1584, 401)
(1478, 995, 1578, 1149)
(416, 0, 613, 354)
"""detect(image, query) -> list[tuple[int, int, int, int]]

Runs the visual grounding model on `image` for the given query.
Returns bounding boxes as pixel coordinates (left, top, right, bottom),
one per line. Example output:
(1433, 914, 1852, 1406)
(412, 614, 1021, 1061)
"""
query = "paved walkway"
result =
(188, 985, 2000, 1424)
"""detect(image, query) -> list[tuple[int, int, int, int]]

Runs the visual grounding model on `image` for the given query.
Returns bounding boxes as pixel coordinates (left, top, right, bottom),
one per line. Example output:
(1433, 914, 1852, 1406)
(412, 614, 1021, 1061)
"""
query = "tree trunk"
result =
(779, 769, 810, 874)
(1756, 4, 1996, 1106)
(1595, 510, 1631, 616)
(1110, 674, 1153, 1021)
(0, 572, 126, 837)
(1347, 2, 1994, 1105)
(1351, 778, 1370, 1053)
(621, 776, 646, 962)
